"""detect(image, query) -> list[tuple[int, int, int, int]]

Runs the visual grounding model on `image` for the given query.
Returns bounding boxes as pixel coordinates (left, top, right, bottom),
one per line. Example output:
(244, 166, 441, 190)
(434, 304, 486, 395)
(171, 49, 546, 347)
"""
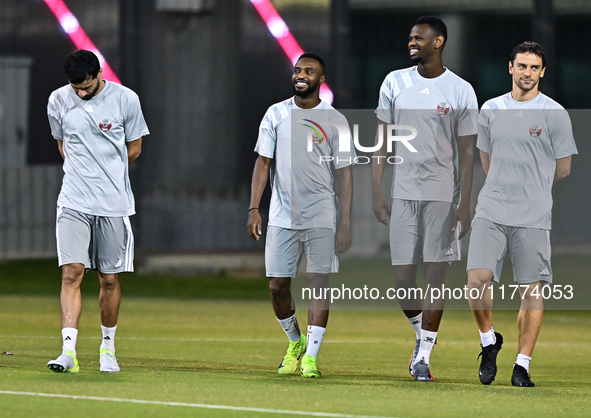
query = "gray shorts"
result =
(389, 199, 460, 265)
(56, 206, 135, 274)
(265, 226, 338, 278)
(466, 217, 552, 285)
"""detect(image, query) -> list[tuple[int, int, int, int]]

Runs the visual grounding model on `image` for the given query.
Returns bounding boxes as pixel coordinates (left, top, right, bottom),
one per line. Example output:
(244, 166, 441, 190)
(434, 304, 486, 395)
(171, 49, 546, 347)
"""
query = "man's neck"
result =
(416, 58, 445, 79)
(511, 86, 540, 102)
(294, 95, 321, 109)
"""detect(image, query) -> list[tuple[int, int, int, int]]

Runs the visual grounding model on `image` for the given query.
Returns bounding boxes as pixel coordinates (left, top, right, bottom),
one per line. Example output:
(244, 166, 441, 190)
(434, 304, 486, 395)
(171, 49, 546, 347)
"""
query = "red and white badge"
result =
(437, 102, 450, 116)
(529, 124, 542, 137)
(99, 119, 112, 132)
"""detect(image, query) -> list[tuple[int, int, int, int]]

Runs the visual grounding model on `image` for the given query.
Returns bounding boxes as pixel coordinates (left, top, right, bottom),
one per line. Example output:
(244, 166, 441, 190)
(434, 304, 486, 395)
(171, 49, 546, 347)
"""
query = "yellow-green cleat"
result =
(278, 333, 306, 374)
(47, 350, 79, 373)
(300, 353, 322, 378)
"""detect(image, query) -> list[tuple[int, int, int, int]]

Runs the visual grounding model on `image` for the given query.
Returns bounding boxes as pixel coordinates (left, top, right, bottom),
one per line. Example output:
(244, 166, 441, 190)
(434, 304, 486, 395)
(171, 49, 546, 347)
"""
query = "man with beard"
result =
(46, 50, 148, 373)
(372, 16, 478, 381)
(467, 41, 576, 387)
(247, 52, 354, 377)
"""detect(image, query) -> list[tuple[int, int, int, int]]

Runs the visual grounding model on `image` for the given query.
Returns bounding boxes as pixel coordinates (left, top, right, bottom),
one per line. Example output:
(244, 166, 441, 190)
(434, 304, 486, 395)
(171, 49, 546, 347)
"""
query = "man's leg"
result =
(412, 261, 446, 380)
(98, 272, 121, 372)
(511, 281, 543, 387)
(468, 268, 503, 385)
(47, 263, 84, 373)
(270, 277, 306, 374)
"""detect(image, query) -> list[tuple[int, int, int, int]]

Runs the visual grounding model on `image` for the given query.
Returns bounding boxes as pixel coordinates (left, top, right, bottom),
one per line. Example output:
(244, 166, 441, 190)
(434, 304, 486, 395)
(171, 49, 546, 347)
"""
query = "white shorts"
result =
(389, 199, 460, 265)
(56, 206, 134, 274)
(466, 217, 552, 285)
(265, 226, 338, 278)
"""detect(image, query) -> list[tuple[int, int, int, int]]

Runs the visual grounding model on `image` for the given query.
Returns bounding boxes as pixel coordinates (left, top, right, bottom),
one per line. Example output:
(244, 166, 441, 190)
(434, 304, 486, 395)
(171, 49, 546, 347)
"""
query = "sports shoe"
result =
(99, 348, 120, 372)
(413, 358, 434, 381)
(47, 350, 79, 373)
(511, 364, 535, 387)
(408, 338, 420, 377)
(278, 333, 306, 374)
(477, 332, 503, 385)
(300, 354, 322, 378)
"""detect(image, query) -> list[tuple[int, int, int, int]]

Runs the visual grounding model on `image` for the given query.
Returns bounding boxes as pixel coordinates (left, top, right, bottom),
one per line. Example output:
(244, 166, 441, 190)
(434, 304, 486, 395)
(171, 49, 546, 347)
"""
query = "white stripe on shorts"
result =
(122, 216, 134, 272)
(55, 206, 64, 266)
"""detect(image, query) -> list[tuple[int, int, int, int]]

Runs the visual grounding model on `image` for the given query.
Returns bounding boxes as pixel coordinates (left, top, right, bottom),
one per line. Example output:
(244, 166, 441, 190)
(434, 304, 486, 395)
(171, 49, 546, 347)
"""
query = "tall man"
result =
(467, 42, 576, 387)
(247, 53, 354, 378)
(46, 50, 149, 373)
(372, 16, 477, 381)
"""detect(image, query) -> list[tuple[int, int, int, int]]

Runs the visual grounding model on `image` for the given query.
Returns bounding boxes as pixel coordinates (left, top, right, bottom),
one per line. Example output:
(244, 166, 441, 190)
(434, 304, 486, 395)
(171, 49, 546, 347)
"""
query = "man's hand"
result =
(247, 210, 262, 241)
(335, 224, 352, 254)
(372, 191, 391, 226)
(452, 204, 471, 240)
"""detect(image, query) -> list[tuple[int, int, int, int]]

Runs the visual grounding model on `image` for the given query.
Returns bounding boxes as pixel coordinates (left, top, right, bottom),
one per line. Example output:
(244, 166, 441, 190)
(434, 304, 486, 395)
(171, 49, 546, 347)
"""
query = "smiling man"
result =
(372, 16, 478, 381)
(247, 52, 354, 378)
(46, 50, 149, 373)
(467, 41, 577, 387)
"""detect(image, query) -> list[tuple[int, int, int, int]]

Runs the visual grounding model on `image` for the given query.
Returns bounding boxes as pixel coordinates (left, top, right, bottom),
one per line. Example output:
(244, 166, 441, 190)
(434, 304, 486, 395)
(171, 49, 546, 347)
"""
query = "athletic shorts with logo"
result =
(56, 206, 134, 273)
(390, 198, 460, 265)
(265, 226, 338, 278)
(466, 217, 552, 285)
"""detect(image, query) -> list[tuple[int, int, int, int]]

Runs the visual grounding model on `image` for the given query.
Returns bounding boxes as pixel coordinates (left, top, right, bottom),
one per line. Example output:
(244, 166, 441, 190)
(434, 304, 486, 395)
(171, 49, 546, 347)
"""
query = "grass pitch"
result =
(0, 258, 590, 417)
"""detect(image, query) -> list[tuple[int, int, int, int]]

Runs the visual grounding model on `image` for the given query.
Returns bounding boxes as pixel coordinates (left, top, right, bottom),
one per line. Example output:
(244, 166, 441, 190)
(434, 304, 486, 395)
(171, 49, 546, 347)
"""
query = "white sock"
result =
(277, 314, 301, 342)
(479, 326, 496, 347)
(407, 313, 422, 340)
(61, 327, 78, 355)
(305, 325, 326, 358)
(416, 330, 437, 365)
(100, 324, 117, 352)
(515, 353, 532, 373)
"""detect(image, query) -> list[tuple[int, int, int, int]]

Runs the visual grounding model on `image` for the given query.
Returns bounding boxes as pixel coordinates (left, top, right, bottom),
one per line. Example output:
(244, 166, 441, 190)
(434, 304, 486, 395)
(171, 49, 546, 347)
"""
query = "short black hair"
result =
(414, 16, 447, 48)
(64, 50, 101, 84)
(510, 41, 547, 68)
(297, 52, 325, 74)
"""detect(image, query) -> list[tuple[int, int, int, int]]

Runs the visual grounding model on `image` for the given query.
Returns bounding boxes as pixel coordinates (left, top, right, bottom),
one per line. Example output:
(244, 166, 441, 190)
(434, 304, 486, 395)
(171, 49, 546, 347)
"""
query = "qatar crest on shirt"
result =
(529, 124, 542, 137)
(99, 119, 112, 132)
(436, 102, 450, 116)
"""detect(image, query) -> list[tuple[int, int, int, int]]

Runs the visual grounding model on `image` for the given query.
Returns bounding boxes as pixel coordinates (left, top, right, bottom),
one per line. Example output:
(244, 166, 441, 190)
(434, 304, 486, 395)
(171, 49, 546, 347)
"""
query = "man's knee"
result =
(62, 264, 84, 287)
(269, 277, 291, 299)
(467, 268, 493, 288)
(99, 273, 119, 290)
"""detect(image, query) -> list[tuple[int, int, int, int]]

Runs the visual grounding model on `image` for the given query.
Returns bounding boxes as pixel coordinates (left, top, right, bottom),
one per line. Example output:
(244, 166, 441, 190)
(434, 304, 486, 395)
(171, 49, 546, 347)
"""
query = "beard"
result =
(81, 81, 101, 101)
(410, 55, 422, 64)
(293, 81, 319, 98)
(515, 78, 539, 92)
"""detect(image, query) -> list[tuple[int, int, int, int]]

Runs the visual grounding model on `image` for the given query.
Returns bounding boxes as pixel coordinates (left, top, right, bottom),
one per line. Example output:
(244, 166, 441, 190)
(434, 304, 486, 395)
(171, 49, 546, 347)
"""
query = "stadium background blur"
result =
(0, 0, 589, 263)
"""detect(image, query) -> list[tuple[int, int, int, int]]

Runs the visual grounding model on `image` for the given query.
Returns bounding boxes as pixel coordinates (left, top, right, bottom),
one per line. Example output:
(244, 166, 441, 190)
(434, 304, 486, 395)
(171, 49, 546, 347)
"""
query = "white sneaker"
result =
(99, 348, 120, 372)
(47, 350, 79, 373)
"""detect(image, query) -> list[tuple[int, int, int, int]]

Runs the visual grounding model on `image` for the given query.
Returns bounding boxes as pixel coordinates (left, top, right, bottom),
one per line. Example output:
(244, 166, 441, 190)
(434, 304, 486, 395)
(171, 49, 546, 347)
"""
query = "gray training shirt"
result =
(376, 66, 478, 203)
(47, 81, 149, 217)
(475, 92, 577, 229)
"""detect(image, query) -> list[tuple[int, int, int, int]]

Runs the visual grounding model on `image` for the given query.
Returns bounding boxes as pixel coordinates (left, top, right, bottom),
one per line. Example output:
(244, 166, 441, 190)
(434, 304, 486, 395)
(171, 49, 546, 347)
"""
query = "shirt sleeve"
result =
(254, 107, 277, 159)
(457, 86, 479, 137)
(375, 73, 396, 123)
(47, 93, 63, 140)
(123, 92, 150, 142)
(476, 107, 492, 153)
(548, 108, 578, 159)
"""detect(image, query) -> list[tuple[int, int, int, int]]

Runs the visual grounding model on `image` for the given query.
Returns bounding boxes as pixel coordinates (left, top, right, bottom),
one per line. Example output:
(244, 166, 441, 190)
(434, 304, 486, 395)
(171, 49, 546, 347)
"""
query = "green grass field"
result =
(1, 258, 590, 417)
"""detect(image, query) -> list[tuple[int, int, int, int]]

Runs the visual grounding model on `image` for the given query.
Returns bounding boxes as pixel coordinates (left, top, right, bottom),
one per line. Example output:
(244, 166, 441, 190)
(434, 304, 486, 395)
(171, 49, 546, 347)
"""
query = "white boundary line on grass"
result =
(0, 391, 401, 418)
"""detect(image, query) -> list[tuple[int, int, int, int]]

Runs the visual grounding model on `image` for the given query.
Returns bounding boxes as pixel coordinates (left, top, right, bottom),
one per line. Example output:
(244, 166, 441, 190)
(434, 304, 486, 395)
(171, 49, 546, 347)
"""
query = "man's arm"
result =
(452, 135, 476, 239)
(247, 155, 272, 241)
(335, 165, 353, 254)
(372, 120, 390, 225)
(57, 140, 64, 160)
(554, 156, 572, 182)
(126, 137, 143, 163)
(480, 150, 490, 176)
